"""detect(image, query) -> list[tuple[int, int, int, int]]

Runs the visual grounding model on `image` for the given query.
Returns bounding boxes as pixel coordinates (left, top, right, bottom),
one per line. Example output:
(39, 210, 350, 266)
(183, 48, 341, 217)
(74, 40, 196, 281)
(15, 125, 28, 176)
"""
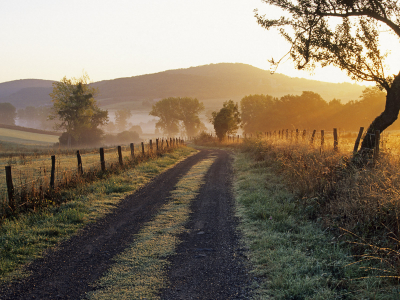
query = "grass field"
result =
(0, 128, 59, 145)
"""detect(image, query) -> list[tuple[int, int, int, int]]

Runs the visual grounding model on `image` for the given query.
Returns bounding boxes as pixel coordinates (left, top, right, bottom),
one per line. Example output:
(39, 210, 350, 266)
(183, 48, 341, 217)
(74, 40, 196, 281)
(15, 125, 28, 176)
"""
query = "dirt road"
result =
(0, 149, 251, 300)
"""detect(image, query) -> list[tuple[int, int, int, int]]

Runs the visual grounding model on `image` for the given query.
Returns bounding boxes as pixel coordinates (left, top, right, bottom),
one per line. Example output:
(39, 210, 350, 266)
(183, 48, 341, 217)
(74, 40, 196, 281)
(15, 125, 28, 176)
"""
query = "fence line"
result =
(1, 138, 185, 216)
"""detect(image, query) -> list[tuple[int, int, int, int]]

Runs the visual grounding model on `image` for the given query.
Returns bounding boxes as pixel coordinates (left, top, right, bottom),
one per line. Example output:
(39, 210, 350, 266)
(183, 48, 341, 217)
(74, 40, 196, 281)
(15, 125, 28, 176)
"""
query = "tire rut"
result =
(160, 149, 252, 300)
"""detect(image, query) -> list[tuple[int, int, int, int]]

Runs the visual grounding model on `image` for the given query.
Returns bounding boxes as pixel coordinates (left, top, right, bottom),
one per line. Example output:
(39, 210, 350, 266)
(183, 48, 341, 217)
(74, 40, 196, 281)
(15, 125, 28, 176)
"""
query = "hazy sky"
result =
(1, 0, 399, 84)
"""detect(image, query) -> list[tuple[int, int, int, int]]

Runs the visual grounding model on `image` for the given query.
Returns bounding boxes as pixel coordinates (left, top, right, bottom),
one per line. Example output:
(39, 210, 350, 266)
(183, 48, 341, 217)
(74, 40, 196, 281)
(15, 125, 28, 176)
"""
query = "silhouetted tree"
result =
(211, 100, 241, 141)
(0, 103, 16, 125)
(149, 97, 204, 136)
(115, 109, 132, 132)
(255, 0, 400, 153)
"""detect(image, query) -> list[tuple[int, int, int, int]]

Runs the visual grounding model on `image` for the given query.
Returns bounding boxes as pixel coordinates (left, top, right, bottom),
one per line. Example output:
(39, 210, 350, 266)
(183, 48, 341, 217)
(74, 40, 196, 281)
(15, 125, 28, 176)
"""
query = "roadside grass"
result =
(233, 151, 400, 299)
(86, 155, 216, 300)
(0, 147, 197, 283)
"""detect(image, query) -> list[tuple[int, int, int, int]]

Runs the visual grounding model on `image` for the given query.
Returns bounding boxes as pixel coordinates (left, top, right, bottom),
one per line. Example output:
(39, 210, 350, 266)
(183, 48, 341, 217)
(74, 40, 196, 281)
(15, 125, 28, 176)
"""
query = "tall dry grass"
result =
(239, 134, 400, 283)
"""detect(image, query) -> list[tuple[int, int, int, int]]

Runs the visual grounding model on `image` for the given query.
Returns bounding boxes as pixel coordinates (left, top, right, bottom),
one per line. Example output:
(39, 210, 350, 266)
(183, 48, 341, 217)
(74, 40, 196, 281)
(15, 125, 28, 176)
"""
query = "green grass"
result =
(0, 128, 59, 145)
(0, 147, 197, 283)
(232, 151, 400, 300)
(86, 155, 216, 300)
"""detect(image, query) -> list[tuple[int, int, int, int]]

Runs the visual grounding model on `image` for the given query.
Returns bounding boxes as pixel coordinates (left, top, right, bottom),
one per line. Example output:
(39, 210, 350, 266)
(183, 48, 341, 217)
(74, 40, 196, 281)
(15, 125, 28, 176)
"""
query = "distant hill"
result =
(0, 63, 366, 110)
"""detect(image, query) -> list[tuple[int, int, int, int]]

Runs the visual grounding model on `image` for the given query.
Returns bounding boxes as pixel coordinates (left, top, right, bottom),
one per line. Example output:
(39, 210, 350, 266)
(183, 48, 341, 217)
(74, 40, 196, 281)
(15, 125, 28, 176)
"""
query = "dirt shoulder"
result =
(0, 149, 251, 300)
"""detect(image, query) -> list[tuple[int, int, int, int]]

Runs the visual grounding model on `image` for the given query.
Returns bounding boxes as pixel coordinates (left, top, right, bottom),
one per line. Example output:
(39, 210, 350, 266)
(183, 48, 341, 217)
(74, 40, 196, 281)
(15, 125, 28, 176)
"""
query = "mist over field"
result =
(0, 63, 369, 140)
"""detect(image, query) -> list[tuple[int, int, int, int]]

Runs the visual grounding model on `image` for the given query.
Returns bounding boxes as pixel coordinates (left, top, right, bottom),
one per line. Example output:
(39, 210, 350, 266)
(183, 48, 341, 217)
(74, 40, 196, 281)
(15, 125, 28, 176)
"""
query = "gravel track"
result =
(0, 149, 251, 300)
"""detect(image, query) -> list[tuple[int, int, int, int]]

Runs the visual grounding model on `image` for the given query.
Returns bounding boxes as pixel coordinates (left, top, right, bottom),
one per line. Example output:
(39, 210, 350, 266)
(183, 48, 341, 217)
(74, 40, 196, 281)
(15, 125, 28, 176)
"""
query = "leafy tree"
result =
(115, 109, 132, 132)
(211, 100, 241, 141)
(255, 0, 400, 152)
(50, 74, 108, 146)
(178, 97, 205, 136)
(0, 103, 16, 125)
(150, 98, 180, 136)
(149, 97, 204, 136)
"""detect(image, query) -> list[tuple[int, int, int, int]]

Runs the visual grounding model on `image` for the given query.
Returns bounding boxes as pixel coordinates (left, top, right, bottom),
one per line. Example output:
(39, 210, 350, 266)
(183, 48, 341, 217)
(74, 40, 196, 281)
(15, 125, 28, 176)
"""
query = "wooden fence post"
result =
(166, 139, 169, 148)
(141, 142, 145, 155)
(118, 146, 123, 166)
(161, 139, 164, 150)
(321, 130, 325, 148)
(156, 139, 159, 152)
(302, 130, 306, 141)
(333, 128, 338, 152)
(149, 140, 153, 153)
(286, 129, 288, 140)
(310, 130, 316, 145)
(130, 143, 135, 159)
(5, 166, 14, 211)
(50, 155, 55, 189)
(353, 127, 364, 153)
(100, 148, 105, 172)
(374, 130, 380, 164)
(77, 150, 83, 175)
(296, 129, 299, 142)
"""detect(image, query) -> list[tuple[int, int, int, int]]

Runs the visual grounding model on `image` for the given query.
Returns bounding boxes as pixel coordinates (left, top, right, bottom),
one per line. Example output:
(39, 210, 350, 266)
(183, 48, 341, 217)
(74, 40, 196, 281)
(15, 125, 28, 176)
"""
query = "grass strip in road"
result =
(232, 152, 399, 300)
(0, 147, 197, 283)
(86, 155, 217, 300)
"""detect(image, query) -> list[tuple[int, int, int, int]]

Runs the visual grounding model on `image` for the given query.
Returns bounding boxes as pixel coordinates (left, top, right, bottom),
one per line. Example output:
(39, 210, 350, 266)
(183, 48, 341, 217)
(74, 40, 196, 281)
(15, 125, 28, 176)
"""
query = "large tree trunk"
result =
(358, 73, 400, 152)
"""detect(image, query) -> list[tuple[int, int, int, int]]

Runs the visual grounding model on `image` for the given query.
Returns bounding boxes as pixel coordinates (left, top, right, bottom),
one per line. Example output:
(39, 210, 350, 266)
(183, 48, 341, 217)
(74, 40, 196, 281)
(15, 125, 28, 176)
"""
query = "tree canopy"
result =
(240, 88, 388, 133)
(0, 103, 16, 126)
(255, 0, 400, 151)
(149, 97, 205, 136)
(115, 109, 132, 132)
(211, 100, 241, 141)
(50, 74, 108, 146)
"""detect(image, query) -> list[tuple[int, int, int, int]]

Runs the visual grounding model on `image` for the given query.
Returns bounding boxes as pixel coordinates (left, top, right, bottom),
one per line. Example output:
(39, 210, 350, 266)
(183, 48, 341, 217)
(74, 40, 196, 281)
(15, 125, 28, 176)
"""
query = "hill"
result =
(0, 63, 366, 110)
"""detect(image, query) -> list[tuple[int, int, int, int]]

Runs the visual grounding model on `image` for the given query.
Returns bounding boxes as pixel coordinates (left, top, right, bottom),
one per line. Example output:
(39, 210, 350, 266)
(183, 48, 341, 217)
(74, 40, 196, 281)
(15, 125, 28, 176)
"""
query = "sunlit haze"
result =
(1, 0, 399, 84)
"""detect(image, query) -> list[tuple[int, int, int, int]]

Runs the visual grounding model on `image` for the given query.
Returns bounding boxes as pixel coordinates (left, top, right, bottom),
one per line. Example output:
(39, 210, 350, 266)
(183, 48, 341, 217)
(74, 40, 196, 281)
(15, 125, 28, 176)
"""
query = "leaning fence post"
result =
(166, 139, 169, 148)
(100, 148, 105, 172)
(141, 142, 145, 155)
(118, 146, 123, 166)
(333, 128, 338, 152)
(374, 130, 380, 164)
(310, 130, 316, 145)
(77, 150, 83, 175)
(50, 155, 55, 189)
(353, 127, 364, 153)
(130, 143, 134, 159)
(5, 166, 14, 211)
(302, 130, 306, 141)
(321, 130, 325, 149)
(156, 139, 159, 152)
